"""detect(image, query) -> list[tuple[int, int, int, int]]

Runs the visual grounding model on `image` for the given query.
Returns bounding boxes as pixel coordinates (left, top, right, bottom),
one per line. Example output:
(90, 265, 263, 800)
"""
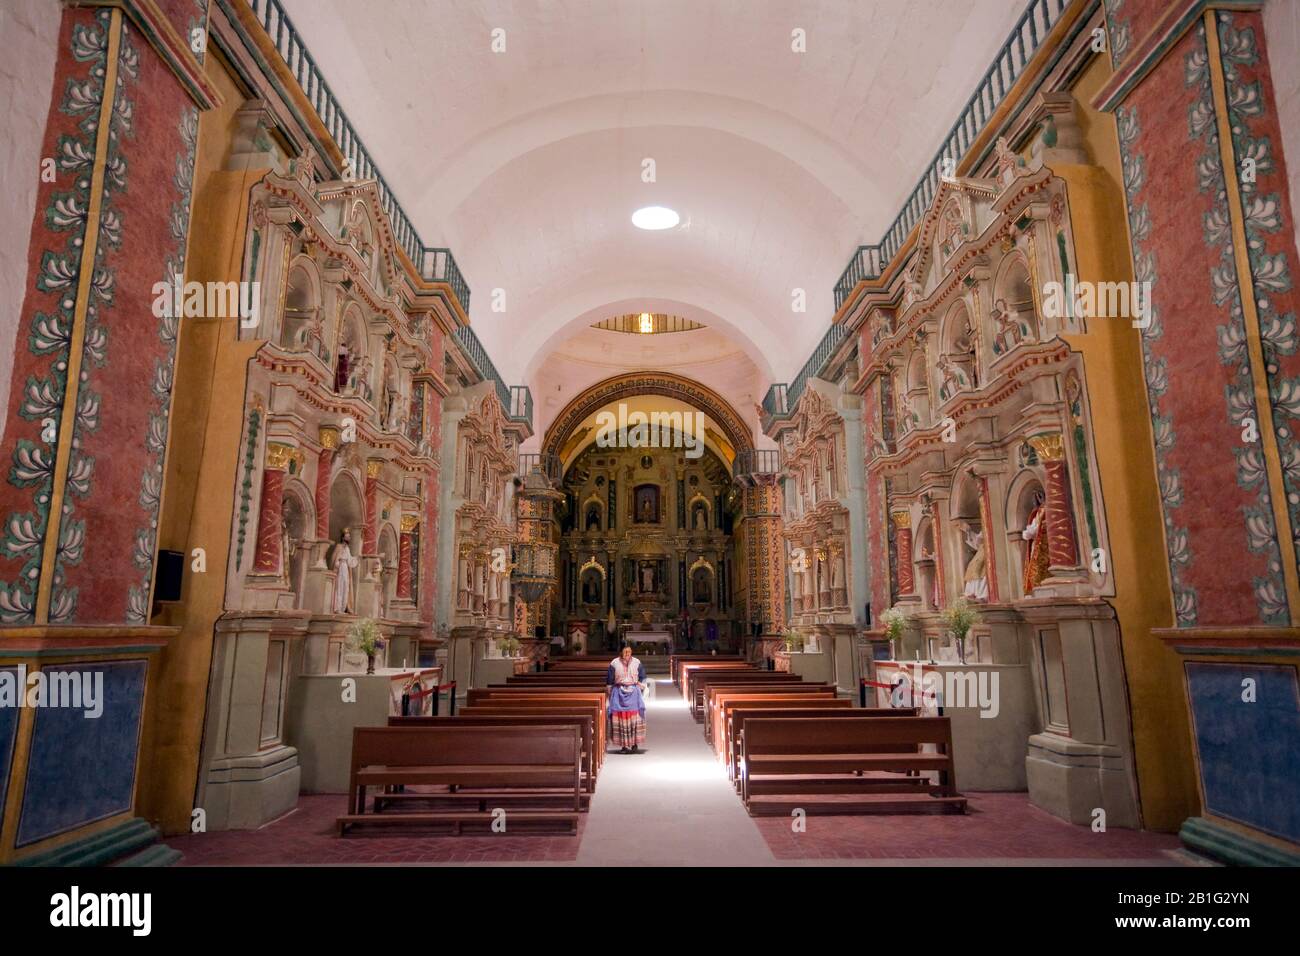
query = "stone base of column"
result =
(202, 745, 301, 830)
(1026, 732, 1141, 829)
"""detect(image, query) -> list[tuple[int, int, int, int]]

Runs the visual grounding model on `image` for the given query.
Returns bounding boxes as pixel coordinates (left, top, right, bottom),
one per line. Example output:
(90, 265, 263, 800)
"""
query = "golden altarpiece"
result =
(555, 443, 740, 655)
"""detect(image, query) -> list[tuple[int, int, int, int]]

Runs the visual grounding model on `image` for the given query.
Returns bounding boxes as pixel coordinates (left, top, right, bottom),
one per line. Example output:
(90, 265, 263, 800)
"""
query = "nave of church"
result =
(0, 0, 1298, 892)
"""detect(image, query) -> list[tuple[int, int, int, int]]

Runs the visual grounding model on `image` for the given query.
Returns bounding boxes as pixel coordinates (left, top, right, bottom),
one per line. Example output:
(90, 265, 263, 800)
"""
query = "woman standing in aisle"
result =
(606, 644, 647, 753)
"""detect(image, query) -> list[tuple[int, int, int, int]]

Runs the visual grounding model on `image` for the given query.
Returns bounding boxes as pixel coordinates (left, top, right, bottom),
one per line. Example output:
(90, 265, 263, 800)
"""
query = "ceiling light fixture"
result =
(632, 206, 680, 230)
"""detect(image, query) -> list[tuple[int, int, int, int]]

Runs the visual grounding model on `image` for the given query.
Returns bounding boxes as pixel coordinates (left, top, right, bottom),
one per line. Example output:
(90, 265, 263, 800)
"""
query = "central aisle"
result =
(576, 677, 775, 866)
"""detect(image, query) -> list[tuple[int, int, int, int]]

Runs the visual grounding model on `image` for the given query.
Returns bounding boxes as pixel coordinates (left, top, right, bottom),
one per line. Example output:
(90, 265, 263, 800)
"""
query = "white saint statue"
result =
(961, 525, 989, 602)
(332, 529, 360, 614)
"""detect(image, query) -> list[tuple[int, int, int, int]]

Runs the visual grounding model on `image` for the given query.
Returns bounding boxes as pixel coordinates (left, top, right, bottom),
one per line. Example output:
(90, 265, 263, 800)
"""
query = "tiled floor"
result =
(170, 679, 1184, 866)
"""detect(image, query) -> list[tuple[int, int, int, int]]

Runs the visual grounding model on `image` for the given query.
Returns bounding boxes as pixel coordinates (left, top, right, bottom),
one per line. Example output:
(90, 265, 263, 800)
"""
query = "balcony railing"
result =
(508, 386, 533, 427)
(765, 322, 849, 424)
(831, 0, 1071, 309)
(734, 449, 781, 477)
(239, 0, 471, 314)
(517, 452, 562, 484)
(451, 326, 532, 428)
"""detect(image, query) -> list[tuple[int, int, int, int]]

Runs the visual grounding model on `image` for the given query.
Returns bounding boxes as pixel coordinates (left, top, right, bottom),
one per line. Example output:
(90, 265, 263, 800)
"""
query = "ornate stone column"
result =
(396, 515, 416, 600)
(315, 426, 338, 540)
(1029, 434, 1079, 570)
(976, 475, 1001, 604)
(364, 458, 382, 554)
(253, 443, 298, 575)
(892, 510, 914, 596)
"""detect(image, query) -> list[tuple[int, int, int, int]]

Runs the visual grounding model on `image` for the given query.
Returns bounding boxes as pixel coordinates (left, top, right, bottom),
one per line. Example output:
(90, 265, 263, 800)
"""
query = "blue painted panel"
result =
(16, 659, 147, 847)
(0, 667, 18, 834)
(1185, 661, 1300, 844)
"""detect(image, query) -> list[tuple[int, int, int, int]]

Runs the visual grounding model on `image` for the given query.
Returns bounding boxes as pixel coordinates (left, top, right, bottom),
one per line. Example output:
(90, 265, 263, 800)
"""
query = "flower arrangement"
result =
(880, 606, 908, 642)
(781, 631, 806, 652)
(497, 636, 522, 658)
(346, 617, 385, 657)
(346, 618, 385, 673)
(940, 598, 979, 663)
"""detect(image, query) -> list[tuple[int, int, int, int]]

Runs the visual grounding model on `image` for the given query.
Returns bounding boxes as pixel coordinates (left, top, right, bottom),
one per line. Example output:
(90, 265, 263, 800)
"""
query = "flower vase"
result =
(366, 653, 375, 675)
(955, 634, 967, 664)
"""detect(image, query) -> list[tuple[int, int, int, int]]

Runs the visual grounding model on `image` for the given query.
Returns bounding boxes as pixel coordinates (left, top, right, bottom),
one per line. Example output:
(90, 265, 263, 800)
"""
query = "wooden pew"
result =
(738, 716, 966, 815)
(706, 686, 838, 749)
(338, 725, 582, 834)
(670, 654, 745, 686)
(459, 705, 605, 777)
(724, 704, 907, 780)
(705, 684, 837, 743)
(688, 671, 804, 719)
(462, 693, 608, 756)
(389, 713, 598, 797)
(677, 660, 754, 692)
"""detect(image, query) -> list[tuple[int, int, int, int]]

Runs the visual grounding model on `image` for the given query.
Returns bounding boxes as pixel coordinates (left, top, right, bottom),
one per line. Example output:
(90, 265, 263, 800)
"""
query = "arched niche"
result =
(582, 497, 603, 532)
(280, 257, 324, 357)
(902, 348, 930, 431)
(335, 302, 371, 399)
(632, 483, 661, 524)
(691, 563, 714, 604)
(914, 514, 938, 611)
(324, 470, 365, 614)
(579, 565, 604, 606)
(689, 495, 710, 531)
(991, 254, 1040, 356)
(281, 482, 314, 609)
(376, 523, 399, 618)
(1005, 467, 1049, 600)
(381, 355, 404, 432)
(938, 300, 977, 401)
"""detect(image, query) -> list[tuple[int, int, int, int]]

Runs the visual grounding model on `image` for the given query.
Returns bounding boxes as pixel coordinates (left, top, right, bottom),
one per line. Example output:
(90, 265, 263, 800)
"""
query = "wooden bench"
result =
(458, 706, 605, 777)
(338, 725, 582, 835)
(725, 705, 908, 781)
(706, 687, 839, 751)
(677, 660, 755, 692)
(739, 716, 966, 815)
(689, 671, 804, 719)
(671, 654, 745, 686)
(389, 713, 598, 797)
(461, 695, 608, 757)
(704, 684, 837, 743)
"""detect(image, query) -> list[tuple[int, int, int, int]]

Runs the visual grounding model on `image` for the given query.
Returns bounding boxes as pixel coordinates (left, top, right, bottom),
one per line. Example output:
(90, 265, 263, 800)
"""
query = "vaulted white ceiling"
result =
(281, 0, 1029, 387)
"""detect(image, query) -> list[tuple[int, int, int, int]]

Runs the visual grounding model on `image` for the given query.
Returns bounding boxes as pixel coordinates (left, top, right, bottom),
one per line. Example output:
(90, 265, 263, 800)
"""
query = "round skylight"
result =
(632, 206, 680, 230)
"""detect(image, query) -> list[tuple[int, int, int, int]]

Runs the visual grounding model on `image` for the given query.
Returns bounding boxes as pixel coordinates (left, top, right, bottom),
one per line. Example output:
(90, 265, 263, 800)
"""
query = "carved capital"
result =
(265, 442, 302, 472)
(319, 425, 341, 449)
(1028, 433, 1065, 462)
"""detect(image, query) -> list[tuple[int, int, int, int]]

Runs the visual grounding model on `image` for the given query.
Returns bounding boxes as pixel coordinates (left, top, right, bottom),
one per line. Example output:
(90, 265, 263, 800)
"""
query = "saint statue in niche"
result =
(1022, 489, 1050, 595)
(582, 571, 601, 606)
(692, 567, 711, 604)
(634, 484, 659, 523)
(639, 561, 656, 594)
(693, 503, 708, 530)
(961, 523, 989, 603)
(331, 529, 360, 614)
